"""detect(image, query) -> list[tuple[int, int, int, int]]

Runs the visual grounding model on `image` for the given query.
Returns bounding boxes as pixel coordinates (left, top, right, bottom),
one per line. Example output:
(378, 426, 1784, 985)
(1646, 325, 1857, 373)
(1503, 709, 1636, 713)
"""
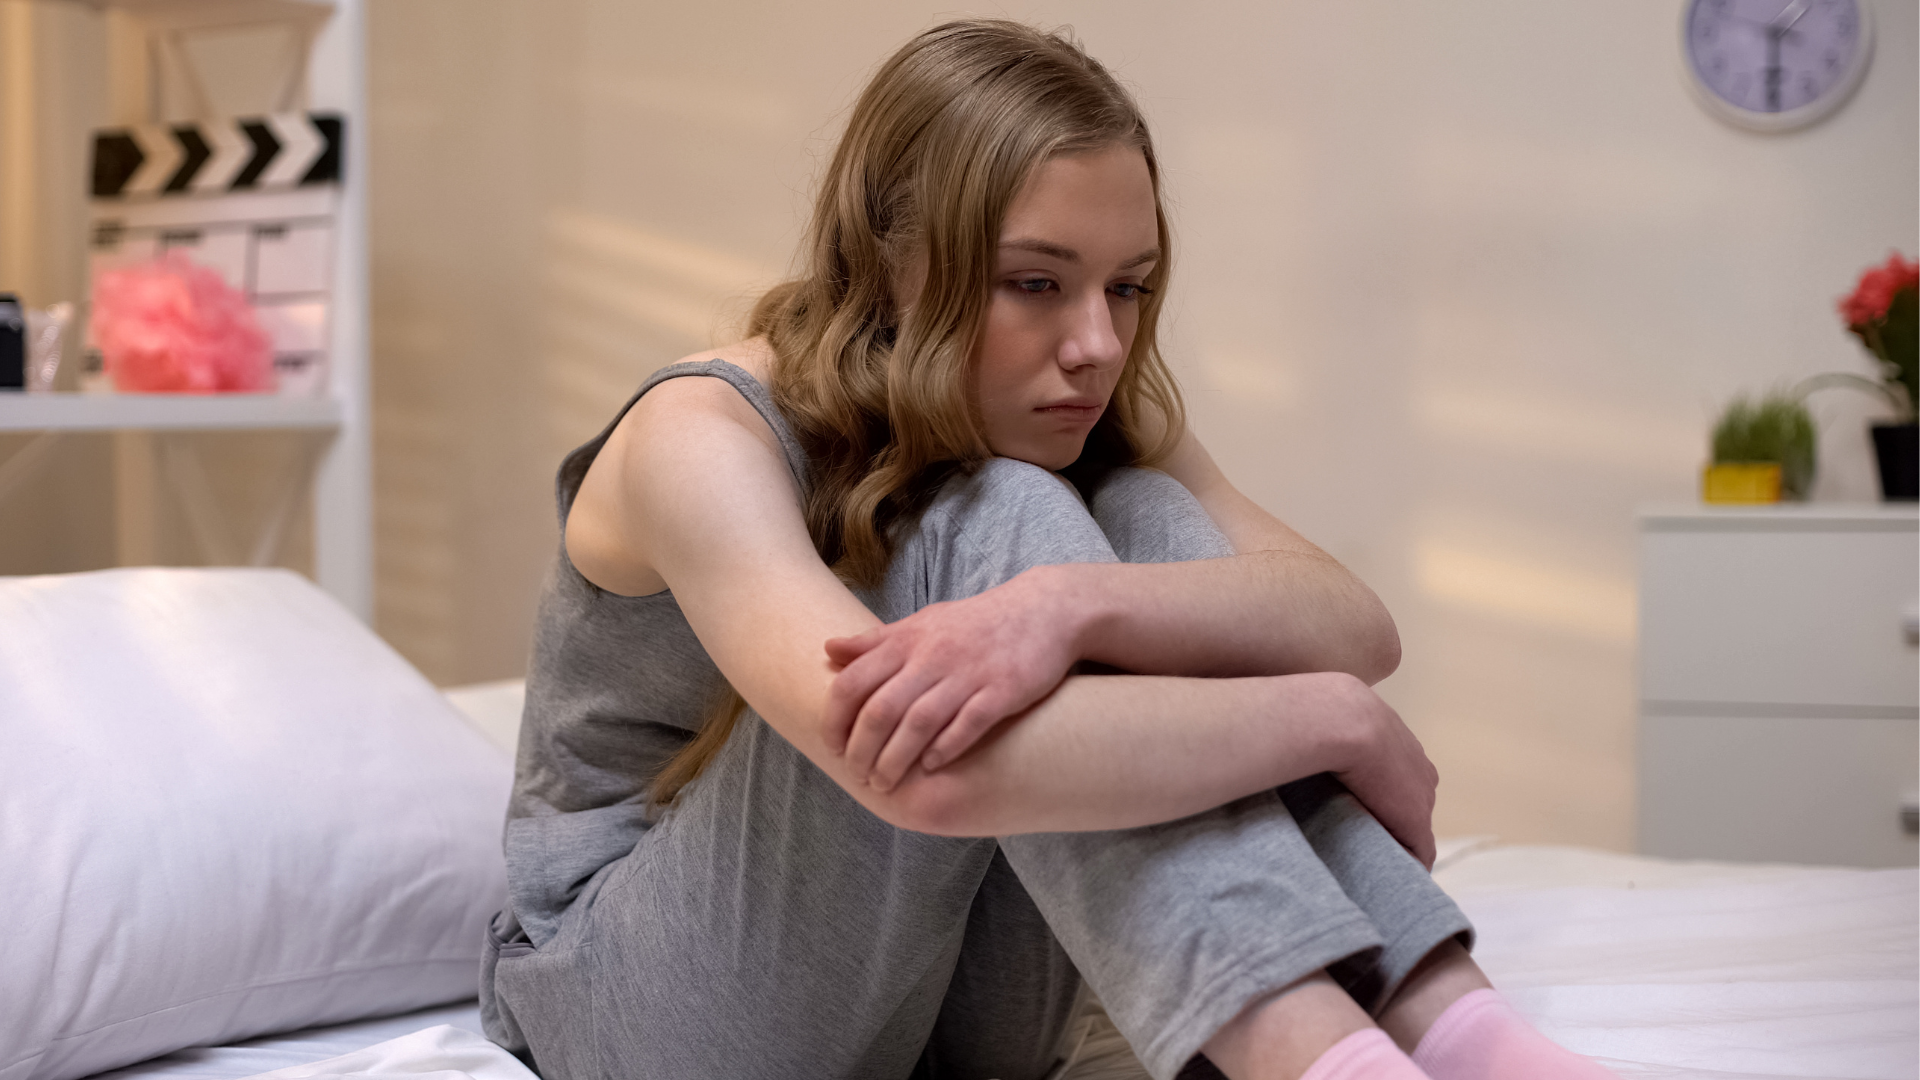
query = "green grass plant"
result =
(1711, 393, 1817, 500)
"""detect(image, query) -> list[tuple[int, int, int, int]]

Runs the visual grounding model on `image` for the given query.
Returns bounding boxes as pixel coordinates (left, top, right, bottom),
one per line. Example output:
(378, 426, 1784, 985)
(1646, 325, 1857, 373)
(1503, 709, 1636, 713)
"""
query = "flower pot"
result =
(1702, 462, 1782, 504)
(1871, 422, 1918, 500)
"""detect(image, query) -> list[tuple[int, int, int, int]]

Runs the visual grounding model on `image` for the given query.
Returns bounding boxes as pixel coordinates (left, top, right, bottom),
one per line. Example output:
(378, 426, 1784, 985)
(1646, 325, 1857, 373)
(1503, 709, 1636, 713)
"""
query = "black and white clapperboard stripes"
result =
(84, 112, 346, 396)
(91, 114, 342, 198)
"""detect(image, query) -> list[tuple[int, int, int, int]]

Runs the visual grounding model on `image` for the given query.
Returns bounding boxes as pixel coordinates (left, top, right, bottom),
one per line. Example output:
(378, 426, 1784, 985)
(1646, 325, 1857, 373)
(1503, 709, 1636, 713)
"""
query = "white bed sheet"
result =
(80, 1005, 486, 1080)
(79, 841, 1917, 1080)
(1434, 845, 1917, 1080)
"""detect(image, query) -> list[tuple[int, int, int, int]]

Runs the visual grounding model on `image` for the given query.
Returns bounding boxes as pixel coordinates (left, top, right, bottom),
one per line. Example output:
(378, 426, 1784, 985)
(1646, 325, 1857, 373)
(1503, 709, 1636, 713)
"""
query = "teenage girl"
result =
(482, 19, 1618, 1080)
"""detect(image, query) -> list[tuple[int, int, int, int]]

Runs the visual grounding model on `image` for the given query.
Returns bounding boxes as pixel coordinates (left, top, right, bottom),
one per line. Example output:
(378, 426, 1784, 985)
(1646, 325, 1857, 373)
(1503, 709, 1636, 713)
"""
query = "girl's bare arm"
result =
(823, 426, 1400, 790)
(1111, 426, 1401, 681)
(829, 426, 1396, 686)
(566, 377, 1436, 861)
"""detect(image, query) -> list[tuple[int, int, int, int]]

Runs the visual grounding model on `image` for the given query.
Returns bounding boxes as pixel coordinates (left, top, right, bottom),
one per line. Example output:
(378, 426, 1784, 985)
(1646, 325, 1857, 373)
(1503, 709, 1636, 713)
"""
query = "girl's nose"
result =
(1058, 289, 1124, 371)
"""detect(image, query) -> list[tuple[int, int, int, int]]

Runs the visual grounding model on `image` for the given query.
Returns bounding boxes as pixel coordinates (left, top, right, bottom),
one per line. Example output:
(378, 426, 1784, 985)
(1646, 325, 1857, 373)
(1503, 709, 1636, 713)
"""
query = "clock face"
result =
(1685, 0, 1873, 130)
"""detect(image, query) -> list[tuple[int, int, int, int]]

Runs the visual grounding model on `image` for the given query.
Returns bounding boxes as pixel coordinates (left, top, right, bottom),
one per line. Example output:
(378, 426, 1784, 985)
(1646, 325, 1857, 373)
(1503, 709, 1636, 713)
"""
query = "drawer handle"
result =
(1904, 791, 1920, 837)
(1904, 605, 1919, 647)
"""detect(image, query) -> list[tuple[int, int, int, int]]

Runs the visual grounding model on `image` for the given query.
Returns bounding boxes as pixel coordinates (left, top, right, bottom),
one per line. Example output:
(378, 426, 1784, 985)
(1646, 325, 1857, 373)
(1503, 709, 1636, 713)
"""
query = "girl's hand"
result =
(1322, 677, 1439, 868)
(824, 567, 1087, 793)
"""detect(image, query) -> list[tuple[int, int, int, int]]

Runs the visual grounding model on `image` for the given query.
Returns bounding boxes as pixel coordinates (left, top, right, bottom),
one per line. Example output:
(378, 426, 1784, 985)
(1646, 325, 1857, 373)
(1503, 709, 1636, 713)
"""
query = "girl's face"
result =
(971, 143, 1160, 470)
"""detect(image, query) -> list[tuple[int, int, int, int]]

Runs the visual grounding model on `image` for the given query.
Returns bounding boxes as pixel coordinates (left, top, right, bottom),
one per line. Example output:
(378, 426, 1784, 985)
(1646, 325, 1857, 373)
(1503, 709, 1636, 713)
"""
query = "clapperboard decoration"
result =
(84, 112, 344, 397)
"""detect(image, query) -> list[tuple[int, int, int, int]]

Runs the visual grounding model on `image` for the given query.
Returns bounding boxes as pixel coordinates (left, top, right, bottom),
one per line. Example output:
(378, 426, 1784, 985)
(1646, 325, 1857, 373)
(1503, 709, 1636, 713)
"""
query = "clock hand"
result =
(1727, 12, 1802, 40)
(1768, 1, 1808, 35)
(1760, 0, 1806, 111)
(1764, 19, 1785, 109)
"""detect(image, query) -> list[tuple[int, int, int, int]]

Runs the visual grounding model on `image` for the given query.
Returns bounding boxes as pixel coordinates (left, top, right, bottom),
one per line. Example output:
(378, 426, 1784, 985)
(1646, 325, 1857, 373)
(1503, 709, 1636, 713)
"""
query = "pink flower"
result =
(1838, 252, 1919, 329)
(90, 252, 274, 393)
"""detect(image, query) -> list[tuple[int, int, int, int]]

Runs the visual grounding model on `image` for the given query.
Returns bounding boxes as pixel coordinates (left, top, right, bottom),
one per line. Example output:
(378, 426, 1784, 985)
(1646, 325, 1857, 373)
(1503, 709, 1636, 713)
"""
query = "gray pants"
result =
(486, 460, 1471, 1080)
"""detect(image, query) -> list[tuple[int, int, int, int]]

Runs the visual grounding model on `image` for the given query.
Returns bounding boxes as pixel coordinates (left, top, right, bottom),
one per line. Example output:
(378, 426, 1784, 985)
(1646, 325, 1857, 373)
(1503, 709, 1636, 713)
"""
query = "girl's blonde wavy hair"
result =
(651, 18, 1185, 807)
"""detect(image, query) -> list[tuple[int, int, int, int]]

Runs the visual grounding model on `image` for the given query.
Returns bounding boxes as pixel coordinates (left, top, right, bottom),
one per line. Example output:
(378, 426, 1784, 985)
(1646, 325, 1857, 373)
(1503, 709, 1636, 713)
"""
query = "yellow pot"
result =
(1702, 462, 1782, 504)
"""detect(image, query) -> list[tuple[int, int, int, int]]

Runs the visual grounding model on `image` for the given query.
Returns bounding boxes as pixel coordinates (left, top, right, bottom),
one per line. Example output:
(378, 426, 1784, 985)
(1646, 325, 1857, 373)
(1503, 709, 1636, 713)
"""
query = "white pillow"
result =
(0, 568, 513, 1080)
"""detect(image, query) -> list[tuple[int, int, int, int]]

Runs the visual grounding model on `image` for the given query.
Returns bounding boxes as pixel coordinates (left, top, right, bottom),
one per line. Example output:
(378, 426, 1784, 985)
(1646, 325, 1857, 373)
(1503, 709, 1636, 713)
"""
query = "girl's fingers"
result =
(822, 641, 905, 753)
(1390, 821, 1436, 870)
(919, 687, 1015, 772)
(867, 678, 978, 792)
(842, 663, 943, 781)
(824, 628, 887, 667)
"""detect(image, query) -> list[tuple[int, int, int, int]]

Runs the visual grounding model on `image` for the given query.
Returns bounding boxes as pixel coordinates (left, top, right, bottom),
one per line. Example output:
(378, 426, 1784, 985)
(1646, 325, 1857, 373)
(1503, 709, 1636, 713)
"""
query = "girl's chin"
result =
(989, 438, 1088, 472)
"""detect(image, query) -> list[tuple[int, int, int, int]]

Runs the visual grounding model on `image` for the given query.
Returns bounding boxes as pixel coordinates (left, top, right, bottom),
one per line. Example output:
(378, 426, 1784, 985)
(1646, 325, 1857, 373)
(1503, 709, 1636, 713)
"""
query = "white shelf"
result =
(0, 393, 343, 433)
(5, 0, 370, 620)
(1639, 503, 1918, 532)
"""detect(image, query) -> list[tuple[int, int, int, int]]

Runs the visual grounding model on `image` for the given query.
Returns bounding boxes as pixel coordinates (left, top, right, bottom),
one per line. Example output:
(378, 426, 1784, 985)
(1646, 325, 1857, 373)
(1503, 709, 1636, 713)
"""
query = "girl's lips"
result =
(1034, 403, 1103, 424)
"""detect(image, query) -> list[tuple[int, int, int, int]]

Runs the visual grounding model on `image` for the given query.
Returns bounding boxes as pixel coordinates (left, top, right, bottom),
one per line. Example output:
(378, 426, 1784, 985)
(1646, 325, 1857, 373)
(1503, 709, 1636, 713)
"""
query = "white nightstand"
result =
(1638, 504, 1919, 867)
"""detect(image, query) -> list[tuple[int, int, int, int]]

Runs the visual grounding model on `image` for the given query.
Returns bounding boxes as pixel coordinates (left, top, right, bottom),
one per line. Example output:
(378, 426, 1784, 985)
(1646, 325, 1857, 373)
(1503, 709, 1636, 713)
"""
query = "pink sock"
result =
(1299, 1028, 1428, 1080)
(1412, 989, 1616, 1080)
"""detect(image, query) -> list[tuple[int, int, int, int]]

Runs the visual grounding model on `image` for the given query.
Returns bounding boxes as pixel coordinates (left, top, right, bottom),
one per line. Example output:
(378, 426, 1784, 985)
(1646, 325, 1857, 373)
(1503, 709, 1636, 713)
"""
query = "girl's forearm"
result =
(883, 671, 1369, 836)
(1048, 553, 1402, 685)
(1106, 431, 1401, 684)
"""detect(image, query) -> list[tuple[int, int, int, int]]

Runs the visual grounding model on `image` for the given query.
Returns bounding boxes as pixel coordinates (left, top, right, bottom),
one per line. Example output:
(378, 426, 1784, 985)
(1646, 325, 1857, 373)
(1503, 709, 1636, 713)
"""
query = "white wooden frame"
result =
(0, 0, 371, 620)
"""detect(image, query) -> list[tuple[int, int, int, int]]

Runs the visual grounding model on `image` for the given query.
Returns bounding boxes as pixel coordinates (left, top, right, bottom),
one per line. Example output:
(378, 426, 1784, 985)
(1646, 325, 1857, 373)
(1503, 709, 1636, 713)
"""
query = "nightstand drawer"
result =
(1640, 525, 1919, 709)
(1638, 711, 1919, 867)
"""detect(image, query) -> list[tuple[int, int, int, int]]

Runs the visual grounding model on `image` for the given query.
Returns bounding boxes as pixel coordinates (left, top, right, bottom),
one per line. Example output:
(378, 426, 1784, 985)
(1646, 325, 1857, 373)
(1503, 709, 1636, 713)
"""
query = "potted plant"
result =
(1806, 253, 1917, 500)
(1704, 392, 1817, 504)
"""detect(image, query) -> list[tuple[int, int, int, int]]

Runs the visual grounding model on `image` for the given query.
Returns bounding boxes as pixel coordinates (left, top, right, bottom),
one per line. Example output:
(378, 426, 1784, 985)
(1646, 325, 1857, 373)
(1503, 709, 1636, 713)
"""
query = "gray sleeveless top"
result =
(504, 360, 811, 946)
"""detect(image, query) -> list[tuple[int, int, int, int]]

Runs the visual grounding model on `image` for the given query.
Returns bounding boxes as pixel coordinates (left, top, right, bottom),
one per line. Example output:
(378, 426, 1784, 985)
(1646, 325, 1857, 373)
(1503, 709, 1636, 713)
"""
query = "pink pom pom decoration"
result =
(90, 252, 275, 393)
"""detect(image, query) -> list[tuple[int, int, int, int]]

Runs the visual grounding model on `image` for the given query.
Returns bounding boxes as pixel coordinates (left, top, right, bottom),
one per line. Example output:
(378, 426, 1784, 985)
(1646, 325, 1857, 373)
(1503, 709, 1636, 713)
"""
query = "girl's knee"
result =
(1087, 467, 1233, 564)
(899, 459, 1116, 601)
(1089, 465, 1186, 504)
(969, 456, 1087, 507)
(924, 457, 1094, 531)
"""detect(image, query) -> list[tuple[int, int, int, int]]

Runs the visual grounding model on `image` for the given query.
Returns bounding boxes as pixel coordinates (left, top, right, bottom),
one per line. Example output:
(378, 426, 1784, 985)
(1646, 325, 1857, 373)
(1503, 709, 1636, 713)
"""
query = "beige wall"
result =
(359, 0, 1917, 849)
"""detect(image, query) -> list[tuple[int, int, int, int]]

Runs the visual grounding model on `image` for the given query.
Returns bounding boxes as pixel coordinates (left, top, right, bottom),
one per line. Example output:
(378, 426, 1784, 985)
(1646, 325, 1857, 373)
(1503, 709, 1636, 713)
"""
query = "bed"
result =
(3, 569, 1913, 1080)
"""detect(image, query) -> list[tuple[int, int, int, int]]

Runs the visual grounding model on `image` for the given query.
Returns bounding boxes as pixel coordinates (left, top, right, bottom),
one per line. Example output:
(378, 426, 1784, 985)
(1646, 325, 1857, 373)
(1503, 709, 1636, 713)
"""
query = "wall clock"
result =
(1683, 0, 1875, 132)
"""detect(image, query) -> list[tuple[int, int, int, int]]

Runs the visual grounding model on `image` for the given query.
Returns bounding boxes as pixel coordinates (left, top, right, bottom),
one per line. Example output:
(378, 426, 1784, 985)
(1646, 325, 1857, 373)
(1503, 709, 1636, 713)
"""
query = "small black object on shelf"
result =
(0, 293, 24, 390)
(1871, 423, 1918, 500)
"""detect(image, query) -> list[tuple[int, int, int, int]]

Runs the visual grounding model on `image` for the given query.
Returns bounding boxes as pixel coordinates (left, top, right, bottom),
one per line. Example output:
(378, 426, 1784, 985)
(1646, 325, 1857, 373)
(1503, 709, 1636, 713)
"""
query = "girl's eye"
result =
(1012, 278, 1056, 295)
(1109, 282, 1154, 301)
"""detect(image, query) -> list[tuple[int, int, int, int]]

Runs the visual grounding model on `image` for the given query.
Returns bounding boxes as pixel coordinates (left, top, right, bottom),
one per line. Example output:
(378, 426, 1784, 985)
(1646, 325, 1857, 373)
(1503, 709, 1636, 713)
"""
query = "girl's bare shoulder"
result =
(677, 336, 773, 385)
(569, 339, 783, 595)
(702, 337, 774, 384)
(626, 337, 774, 420)
(623, 337, 776, 434)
